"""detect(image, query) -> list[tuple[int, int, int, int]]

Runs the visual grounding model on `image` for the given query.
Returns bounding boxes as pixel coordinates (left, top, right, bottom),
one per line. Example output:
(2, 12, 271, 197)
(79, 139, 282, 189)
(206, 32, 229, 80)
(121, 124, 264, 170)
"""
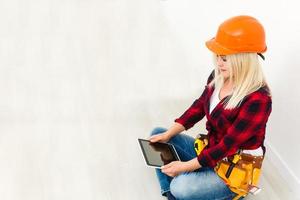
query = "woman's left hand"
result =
(161, 158, 202, 177)
(161, 161, 186, 177)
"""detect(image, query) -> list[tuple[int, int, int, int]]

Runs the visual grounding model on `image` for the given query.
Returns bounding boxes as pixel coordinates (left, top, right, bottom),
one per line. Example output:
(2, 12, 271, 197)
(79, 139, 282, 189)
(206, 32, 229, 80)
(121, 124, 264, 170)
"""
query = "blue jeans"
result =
(150, 127, 237, 200)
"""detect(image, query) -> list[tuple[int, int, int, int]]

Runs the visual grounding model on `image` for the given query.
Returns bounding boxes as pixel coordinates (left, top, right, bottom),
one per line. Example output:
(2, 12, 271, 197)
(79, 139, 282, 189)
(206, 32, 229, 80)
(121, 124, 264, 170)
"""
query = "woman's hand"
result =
(161, 161, 186, 177)
(161, 158, 202, 177)
(149, 123, 185, 143)
(149, 132, 170, 143)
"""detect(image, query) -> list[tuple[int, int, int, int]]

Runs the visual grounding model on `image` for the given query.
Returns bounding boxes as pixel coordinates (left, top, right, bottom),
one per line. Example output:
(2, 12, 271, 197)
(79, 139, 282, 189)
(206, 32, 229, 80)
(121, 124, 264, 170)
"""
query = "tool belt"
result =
(194, 134, 264, 200)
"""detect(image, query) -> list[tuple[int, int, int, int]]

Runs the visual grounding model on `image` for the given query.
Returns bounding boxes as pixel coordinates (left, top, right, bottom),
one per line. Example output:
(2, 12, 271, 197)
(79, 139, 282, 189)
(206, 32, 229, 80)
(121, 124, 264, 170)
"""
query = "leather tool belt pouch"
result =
(215, 153, 264, 199)
(194, 134, 264, 199)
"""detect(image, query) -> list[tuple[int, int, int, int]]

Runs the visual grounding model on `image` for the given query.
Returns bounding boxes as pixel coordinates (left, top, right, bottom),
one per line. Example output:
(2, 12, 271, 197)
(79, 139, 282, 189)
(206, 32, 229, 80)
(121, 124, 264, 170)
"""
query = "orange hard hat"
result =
(206, 15, 267, 55)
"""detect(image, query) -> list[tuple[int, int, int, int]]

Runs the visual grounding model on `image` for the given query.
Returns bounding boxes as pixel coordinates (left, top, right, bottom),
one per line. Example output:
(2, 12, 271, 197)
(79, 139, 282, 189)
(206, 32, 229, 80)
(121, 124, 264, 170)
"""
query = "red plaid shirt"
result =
(175, 71, 272, 167)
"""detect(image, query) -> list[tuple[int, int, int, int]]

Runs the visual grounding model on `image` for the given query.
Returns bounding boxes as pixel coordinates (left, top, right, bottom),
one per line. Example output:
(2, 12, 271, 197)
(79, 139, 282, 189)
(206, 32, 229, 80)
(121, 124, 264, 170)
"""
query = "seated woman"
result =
(149, 15, 272, 200)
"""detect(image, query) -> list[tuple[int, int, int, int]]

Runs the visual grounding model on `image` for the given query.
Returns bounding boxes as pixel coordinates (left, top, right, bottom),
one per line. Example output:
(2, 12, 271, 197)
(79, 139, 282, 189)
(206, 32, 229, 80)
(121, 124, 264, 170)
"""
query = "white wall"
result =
(0, 0, 299, 199)
(0, 0, 198, 199)
(158, 0, 300, 195)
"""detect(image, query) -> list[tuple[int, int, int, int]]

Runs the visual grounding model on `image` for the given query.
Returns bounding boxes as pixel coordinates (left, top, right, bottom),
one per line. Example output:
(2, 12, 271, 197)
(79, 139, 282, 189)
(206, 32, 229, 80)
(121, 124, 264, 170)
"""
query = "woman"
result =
(149, 15, 272, 200)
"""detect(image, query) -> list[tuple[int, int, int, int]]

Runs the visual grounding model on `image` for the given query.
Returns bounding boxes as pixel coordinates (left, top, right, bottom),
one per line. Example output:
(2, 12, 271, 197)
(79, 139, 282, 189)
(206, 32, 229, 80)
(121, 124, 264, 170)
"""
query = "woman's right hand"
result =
(149, 132, 170, 143)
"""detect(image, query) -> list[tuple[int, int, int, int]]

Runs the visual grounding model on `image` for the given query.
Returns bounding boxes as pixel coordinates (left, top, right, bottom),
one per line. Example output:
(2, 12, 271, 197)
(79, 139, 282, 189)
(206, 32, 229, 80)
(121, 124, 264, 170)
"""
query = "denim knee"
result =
(170, 174, 197, 199)
(150, 127, 168, 136)
(170, 172, 236, 200)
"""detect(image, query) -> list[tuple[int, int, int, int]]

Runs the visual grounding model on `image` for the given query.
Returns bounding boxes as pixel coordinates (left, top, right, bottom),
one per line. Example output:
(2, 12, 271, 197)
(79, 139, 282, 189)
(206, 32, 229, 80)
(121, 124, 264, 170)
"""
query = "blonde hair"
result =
(209, 53, 271, 109)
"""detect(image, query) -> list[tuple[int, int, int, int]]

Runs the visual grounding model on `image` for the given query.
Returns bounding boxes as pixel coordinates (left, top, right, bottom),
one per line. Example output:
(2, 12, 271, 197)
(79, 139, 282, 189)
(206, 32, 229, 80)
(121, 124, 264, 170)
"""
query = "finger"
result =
(149, 137, 156, 143)
(148, 135, 155, 140)
(149, 135, 160, 142)
(162, 169, 175, 177)
(161, 162, 173, 169)
(150, 138, 158, 143)
(161, 167, 171, 174)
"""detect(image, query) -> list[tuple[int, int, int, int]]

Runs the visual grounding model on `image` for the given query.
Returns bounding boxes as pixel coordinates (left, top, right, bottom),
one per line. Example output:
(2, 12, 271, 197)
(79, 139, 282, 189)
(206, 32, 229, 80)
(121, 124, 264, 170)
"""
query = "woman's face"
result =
(216, 55, 230, 80)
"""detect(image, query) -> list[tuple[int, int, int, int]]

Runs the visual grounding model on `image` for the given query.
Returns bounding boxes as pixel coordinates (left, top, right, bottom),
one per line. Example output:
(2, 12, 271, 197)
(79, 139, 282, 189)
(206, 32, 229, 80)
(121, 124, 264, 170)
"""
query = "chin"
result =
(221, 74, 229, 79)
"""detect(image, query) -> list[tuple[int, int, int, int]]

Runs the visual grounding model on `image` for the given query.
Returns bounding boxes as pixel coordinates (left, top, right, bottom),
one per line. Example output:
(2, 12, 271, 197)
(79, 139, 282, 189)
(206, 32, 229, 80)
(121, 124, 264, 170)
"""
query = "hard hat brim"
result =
(205, 38, 237, 55)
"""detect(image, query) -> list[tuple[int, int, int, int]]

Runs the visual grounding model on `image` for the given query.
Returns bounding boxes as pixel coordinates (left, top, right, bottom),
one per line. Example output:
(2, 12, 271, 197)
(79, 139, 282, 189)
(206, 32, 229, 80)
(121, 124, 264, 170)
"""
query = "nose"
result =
(217, 57, 224, 67)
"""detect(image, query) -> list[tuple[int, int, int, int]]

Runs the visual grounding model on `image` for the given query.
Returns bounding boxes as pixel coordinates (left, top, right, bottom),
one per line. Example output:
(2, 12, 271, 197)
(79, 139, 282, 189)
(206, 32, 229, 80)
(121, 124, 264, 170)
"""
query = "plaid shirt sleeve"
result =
(174, 71, 215, 130)
(197, 93, 272, 167)
(174, 87, 208, 130)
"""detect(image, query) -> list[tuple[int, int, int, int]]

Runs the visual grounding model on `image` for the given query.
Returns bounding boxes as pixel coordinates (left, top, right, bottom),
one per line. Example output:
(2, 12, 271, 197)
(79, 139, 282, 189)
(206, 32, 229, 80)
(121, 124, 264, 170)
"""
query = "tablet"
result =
(138, 138, 180, 168)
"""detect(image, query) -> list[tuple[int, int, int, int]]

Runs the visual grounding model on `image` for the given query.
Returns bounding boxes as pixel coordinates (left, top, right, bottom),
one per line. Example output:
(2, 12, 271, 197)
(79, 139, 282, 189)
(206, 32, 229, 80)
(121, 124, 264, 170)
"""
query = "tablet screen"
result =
(138, 139, 180, 168)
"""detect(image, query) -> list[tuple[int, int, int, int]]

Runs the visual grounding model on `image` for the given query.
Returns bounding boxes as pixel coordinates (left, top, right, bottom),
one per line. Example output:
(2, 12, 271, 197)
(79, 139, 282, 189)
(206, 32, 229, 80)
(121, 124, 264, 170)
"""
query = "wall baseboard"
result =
(265, 141, 300, 197)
